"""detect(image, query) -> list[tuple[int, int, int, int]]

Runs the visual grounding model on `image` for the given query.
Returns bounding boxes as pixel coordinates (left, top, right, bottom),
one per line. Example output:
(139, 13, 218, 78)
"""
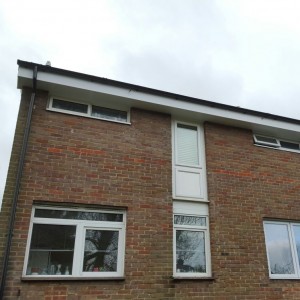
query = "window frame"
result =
(263, 220, 300, 279)
(173, 201, 211, 278)
(172, 121, 207, 201)
(47, 97, 130, 124)
(254, 134, 300, 153)
(22, 206, 126, 279)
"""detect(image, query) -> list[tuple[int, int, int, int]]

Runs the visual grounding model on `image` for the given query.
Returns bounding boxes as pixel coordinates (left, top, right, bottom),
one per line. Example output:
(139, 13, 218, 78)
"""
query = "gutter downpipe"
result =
(0, 65, 38, 299)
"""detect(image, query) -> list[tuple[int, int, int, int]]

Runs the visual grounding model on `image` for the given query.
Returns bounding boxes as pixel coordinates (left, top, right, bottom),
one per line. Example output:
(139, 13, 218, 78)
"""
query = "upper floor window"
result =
(49, 98, 129, 124)
(254, 134, 300, 153)
(173, 121, 207, 201)
(264, 220, 300, 279)
(176, 124, 200, 166)
(23, 206, 126, 279)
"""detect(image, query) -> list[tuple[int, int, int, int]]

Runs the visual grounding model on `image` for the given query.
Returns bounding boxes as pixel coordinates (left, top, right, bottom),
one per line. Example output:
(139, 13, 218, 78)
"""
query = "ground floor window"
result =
(23, 206, 126, 278)
(173, 201, 211, 278)
(264, 220, 300, 279)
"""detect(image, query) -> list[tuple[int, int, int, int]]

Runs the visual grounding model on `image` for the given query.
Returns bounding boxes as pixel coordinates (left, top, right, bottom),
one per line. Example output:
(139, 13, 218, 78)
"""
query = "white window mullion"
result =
(87, 104, 92, 117)
(290, 224, 300, 277)
(73, 224, 84, 276)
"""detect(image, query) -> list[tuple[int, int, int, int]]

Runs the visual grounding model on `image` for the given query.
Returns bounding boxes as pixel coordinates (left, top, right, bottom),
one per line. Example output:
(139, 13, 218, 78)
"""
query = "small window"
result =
(254, 134, 300, 153)
(173, 202, 211, 278)
(280, 141, 300, 150)
(253, 135, 280, 147)
(264, 221, 300, 279)
(23, 206, 126, 278)
(49, 98, 129, 124)
(91, 106, 127, 122)
(52, 99, 88, 114)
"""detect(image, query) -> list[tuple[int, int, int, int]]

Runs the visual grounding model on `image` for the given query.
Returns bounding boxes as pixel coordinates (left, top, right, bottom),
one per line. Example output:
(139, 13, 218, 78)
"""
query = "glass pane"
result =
(83, 230, 119, 272)
(280, 141, 299, 150)
(264, 223, 295, 274)
(176, 230, 206, 273)
(52, 99, 88, 114)
(292, 225, 300, 268)
(92, 106, 127, 122)
(35, 209, 123, 222)
(176, 124, 199, 166)
(174, 215, 206, 226)
(27, 224, 75, 275)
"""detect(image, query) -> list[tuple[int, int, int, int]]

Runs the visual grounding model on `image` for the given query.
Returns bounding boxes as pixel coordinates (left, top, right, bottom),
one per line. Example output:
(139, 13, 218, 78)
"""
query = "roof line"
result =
(17, 59, 300, 126)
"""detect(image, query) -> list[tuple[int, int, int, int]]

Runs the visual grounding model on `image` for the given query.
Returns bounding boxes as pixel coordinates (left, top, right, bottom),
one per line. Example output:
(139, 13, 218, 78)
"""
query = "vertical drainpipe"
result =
(0, 65, 38, 299)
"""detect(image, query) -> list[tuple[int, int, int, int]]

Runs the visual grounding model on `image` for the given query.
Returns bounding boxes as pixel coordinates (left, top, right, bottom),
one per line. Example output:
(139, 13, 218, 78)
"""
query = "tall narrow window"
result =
(173, 122, 206, 201)
(173, 201, 211, 278)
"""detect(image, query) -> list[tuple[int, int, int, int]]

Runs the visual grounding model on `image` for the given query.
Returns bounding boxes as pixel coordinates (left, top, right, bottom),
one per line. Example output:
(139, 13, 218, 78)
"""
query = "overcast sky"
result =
(1, 0, 300, 208)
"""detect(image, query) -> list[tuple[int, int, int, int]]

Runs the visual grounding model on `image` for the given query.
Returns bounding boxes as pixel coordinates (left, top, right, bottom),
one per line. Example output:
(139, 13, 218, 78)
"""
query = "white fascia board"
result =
(18, 67, 300, 138)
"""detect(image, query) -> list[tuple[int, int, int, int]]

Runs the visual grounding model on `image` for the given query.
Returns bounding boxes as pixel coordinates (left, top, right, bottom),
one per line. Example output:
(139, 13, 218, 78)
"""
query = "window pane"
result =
(52, 99, 88, 114)
(292, 225, 300, 268)
(176, 230, 206, 273)
(35, 209, 123, 222)
(92, 106, 127, 122)
(83, 230, 119, 272)
(176, 124, 199, 166)
(264, 223, 295, 275)
(174, 215, 206, 226)
(280, 141, 299, 150)
(27, 224, 75, 275)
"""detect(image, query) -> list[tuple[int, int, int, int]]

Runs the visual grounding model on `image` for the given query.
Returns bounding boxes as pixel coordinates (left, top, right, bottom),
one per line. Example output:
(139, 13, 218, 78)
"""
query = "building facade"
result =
(1, 60, 300, 299)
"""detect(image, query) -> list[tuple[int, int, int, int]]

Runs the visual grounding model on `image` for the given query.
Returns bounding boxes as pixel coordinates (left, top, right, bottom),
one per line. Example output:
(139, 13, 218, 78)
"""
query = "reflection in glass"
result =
(264, 223, 295, 274)
(293, 225, 300, 268)
(174, 215, 206, 226)
(83, 230, 119, 272)
(91, 106, 127, 122)
(27, 224, 75, 275)
(35, 209, 123, 222)
(52, 99, 88, 114)
(176, 230, 206, 273)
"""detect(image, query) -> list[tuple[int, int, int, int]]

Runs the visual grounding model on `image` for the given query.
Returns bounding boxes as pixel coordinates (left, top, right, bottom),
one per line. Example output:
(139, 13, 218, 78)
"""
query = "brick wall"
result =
(204, 122, 300, 299)
(1, 90, 173, 299)
(2, 90, 300, 299)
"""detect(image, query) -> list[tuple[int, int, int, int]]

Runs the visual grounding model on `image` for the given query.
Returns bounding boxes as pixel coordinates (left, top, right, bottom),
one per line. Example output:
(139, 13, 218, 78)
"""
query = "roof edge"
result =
(17, 59, 300, 126)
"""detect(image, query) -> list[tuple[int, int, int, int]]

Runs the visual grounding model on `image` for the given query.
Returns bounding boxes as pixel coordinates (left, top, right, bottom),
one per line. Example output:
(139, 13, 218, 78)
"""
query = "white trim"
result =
(17, 66, 300, 142)
(23, 206, 126, 279)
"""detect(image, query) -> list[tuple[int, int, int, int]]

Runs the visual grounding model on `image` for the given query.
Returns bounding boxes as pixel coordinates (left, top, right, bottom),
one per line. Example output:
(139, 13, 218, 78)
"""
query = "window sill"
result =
(172, 276, 215, 281)
(269, 277, 300, 280)
(21, 276, 125, 281)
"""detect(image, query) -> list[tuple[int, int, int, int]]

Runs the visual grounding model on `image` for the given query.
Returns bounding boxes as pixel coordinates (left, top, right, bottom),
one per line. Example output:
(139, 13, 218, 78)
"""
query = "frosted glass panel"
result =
(176, 124, 199, 166)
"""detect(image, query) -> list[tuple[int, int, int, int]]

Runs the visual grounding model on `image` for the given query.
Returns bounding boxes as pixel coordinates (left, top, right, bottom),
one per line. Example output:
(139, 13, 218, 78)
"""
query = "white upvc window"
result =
(23, 206, 126, 279)
(263, 220, 300, 279)
(173, 201, 211, 278)
(48, 98, 130, 124)
(173, 121, 207, 201)
(253, 134, 300, 153)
